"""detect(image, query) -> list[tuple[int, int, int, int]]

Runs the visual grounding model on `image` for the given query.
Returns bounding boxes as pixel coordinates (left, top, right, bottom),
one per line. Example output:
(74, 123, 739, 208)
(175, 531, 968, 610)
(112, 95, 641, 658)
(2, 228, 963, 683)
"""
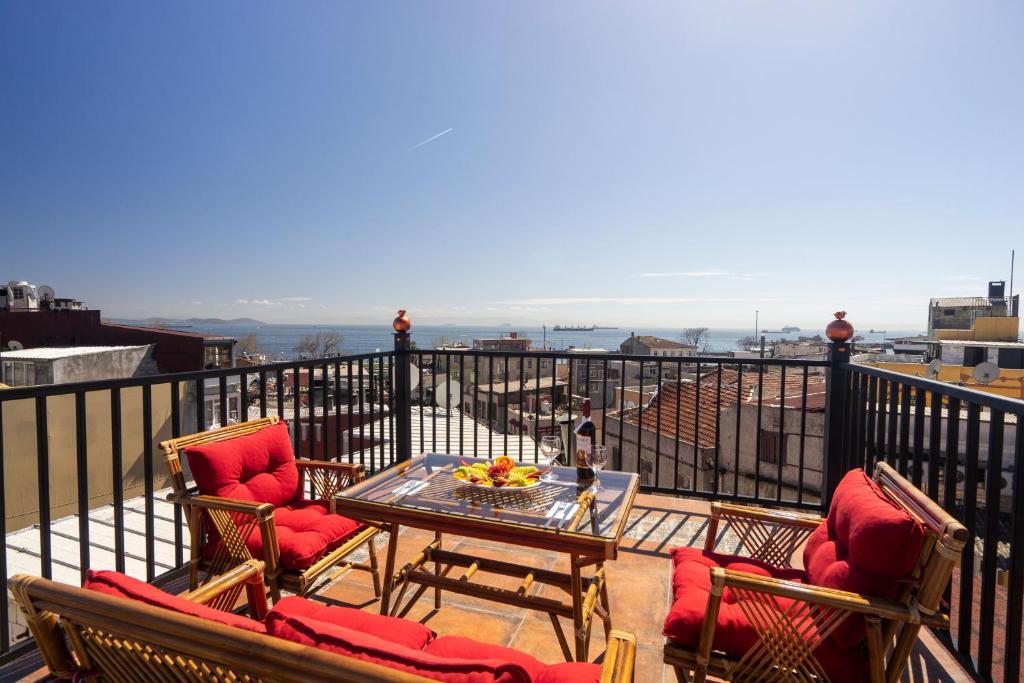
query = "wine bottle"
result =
(574, 398, 596, 482)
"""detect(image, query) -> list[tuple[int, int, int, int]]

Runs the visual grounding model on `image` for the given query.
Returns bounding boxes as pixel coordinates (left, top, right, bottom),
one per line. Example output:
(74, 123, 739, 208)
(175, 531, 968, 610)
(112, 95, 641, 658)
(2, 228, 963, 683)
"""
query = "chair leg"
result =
(367, 532, 382, 598)
(672, 664, 692, 682)
(267, 574, 282, 604)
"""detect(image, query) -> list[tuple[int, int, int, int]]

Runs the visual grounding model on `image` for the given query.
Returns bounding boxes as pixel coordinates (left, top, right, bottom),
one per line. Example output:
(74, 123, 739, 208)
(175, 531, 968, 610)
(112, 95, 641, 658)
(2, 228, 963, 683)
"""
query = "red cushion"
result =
(84, 570, 265, 633)
(425, 636, 546, 681)
(186, 421, 300, 507)
(203, 500, 364, 570)
(804, 469, 926, 646)
(663, 548, 867, 683)
(535, 662, 603, 683)
(265, 611, 531, 682)
(270, 595, 434, 651)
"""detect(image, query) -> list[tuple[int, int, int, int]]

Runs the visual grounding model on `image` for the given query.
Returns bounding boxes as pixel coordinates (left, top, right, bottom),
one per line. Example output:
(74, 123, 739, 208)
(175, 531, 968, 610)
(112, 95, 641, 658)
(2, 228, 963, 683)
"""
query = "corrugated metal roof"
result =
(930, 297, 995, 307)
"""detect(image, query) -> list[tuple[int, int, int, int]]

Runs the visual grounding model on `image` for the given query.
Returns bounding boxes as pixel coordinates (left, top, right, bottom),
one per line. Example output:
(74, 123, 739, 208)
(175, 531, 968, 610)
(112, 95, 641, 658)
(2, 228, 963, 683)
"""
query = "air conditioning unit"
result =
(914, 461, 1013, 499)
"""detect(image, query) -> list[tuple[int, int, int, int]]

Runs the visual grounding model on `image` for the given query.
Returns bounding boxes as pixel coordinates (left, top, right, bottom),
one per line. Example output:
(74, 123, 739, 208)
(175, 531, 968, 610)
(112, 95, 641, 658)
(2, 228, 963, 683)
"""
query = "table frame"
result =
(334, 456, 639, 662)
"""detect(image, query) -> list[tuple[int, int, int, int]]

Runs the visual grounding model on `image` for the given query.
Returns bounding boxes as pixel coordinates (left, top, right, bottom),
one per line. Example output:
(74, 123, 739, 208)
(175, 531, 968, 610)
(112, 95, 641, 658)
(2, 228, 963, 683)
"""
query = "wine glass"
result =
(586, 445, 608, 492)
(539, 435, 562, 482)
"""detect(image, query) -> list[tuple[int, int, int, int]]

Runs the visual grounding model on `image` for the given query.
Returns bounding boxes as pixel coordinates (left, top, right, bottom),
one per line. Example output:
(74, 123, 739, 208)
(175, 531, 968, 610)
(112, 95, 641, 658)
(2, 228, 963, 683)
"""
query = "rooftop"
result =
(627, 335, 693, 350)
(929, 297, 997, 307)
(0, 345, 148, 361)
(473, 376, 565, 394)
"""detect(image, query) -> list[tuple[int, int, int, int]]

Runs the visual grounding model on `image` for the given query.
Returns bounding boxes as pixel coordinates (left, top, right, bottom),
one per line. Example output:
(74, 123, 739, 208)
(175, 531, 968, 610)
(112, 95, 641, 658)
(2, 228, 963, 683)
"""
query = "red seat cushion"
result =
(803, 468, 926, 646)
(270, 595, 434, 651)
(185, 421, 300, 507)
(266, 611, 532, 682)
(425, 637, 602, 683)
(203, 499, 364, 570)
(663, 547, 866, 683)
(84, 570, 265, 634)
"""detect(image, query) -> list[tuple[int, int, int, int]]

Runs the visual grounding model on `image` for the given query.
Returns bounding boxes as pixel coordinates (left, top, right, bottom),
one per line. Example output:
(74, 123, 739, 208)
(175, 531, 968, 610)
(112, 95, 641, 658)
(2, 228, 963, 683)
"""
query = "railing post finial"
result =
(823, 311, 854, 512)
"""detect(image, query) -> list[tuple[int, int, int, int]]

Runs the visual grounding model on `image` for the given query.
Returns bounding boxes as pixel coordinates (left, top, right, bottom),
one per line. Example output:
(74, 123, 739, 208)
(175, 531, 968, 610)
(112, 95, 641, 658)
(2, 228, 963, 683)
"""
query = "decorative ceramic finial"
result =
(393, 309, 412, 333)
(825, 311, 854, 342)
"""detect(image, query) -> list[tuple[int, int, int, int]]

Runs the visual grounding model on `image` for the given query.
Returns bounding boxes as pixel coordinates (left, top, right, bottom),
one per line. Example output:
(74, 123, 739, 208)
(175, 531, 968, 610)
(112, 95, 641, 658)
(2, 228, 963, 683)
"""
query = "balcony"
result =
(0, 328, 1020, 682)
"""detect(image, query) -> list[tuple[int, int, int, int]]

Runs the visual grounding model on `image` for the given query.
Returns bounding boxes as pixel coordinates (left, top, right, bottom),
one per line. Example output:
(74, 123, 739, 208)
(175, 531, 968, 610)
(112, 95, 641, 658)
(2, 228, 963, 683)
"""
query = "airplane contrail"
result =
(411, 127, 453, 149)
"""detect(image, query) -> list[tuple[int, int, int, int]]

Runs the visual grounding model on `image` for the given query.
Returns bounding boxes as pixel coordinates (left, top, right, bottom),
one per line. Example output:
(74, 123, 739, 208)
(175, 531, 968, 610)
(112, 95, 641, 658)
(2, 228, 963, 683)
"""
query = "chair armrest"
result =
(296, 460, 365, 503)
(704, 501, 823, 569)
(177, 494, 276, 520)
(184, 559, 270, 620)
(715, 568, 944, 627)
(599, 630, 637, 683)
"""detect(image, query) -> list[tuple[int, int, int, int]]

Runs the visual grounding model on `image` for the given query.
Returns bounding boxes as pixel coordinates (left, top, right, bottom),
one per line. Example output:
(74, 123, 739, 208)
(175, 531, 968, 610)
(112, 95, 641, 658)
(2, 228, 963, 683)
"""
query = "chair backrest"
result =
(871, 462, 968, 680)
(9, 572, 432, 683)
(160, 416, 283, 501)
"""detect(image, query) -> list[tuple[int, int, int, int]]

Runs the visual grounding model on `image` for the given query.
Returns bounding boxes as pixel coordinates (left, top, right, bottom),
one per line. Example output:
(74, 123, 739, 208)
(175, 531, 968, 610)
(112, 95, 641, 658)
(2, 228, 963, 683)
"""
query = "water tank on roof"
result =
(989, 280, 1006, 299)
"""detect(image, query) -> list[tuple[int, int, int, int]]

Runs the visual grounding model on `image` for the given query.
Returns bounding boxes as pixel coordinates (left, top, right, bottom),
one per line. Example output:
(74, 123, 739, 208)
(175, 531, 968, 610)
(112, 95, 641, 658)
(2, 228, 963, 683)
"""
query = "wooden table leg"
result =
(380, 522, 401, 615)
(434, 531, 443, 609)
(570, 555, 586, 662)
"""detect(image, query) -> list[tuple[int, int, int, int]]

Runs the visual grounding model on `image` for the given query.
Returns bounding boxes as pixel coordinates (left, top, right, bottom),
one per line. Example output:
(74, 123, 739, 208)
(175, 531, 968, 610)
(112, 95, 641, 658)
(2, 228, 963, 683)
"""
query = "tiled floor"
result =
(7, 493, 972, 682)
(316, 493, 971, 682)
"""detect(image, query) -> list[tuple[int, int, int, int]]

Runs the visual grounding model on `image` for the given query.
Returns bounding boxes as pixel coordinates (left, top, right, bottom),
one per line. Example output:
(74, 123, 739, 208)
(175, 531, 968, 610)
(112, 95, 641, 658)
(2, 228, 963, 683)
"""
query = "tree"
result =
(292, 331, 344, 358)
(736, 335, 758, 350)
(680, 327, 711, 351)
(238, 333, 261, 356)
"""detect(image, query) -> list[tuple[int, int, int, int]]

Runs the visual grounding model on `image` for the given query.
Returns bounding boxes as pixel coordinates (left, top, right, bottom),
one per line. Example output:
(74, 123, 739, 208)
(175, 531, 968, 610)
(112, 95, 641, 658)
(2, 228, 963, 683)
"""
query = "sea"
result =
(175, 323, 924, 360)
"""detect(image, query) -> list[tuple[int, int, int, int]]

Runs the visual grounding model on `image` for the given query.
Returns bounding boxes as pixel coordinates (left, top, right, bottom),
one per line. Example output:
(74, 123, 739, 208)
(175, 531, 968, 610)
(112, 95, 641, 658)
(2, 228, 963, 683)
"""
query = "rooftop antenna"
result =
(1011, 249, 1016, 316)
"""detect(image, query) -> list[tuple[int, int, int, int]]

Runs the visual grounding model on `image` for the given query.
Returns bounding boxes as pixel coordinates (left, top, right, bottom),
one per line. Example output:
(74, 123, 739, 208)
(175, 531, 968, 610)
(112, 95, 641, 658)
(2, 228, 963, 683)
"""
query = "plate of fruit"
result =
(452, 456, 547, 490)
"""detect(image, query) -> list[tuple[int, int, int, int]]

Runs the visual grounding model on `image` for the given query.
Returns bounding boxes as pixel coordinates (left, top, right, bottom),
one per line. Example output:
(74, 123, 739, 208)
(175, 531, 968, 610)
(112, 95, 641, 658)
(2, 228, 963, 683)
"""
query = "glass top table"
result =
(335, 453, 640, 559)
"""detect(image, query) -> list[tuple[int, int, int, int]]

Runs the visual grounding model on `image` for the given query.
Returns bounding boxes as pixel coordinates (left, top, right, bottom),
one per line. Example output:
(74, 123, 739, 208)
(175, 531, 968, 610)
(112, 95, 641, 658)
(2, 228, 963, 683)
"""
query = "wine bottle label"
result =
(575, 436, 592, 469)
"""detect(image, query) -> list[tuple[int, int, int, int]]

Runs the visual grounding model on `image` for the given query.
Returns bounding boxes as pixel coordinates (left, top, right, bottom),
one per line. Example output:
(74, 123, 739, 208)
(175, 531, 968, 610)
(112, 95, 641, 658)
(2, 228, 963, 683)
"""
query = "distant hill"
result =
(112, 317, 267, 327)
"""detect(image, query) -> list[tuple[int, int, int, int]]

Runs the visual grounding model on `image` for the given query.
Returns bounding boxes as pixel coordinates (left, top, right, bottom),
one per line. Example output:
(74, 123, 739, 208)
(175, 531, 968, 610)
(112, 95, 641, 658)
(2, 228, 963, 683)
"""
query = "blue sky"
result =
(1, 2, 1021, 329)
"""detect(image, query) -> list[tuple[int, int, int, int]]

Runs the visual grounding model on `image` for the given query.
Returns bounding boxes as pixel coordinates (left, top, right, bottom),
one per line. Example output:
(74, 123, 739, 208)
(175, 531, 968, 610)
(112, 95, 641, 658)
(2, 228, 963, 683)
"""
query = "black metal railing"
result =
(837, 360, 1024, 683)
(2, 326, 1023, 682)
(0, 352, 395, 662)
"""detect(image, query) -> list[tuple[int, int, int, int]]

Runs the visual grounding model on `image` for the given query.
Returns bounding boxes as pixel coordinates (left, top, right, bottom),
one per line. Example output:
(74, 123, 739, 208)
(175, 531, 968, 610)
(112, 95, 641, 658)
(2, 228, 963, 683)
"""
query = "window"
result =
(943, 309, 955, 316)
(759, 429, 787, 465)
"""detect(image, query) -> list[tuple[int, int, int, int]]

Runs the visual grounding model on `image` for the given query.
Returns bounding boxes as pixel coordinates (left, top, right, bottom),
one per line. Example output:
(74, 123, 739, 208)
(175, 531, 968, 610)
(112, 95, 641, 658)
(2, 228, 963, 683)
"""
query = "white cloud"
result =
(497, 296, 785, 306)
(236, 298, 283, 306)
(278, 296, 313, 302)
(631, 269, 729, 278)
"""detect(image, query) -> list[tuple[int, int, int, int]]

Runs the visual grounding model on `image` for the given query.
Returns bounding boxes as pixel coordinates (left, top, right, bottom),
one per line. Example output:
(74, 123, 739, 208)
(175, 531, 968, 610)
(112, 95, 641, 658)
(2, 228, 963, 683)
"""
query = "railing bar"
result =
(488, 354, 494, 456)
(218, 375, 228, 428)
(34, 396, 52, 580)
(601, 359, 609, 449)
(275, 369, 284, 424)
(321, 362, 329, 460)
(957, 401, 980, 658)
(306, 365, 316, 462)
(504, 355, 510, 455)
(927, 390, 942, 499)
(654, 360, 662, 488)
(517, 354, 524, 459)
(239, 370, 249, 423)
(460, 354, 466, 457)
(347, 362, 357, 469)
(875, 379, 888, 468)
(865, 376, 877, 471)
(292, 364, 301, 455)
(886, 379, 899, 466)
(369, 357, 376, 473)
(617, 359, 625, 472)
(776, 365, 785, 504)
(385, 355, 394, 468)
(754, 362, 764, 499)
(694, 360, 703, 493)
(911, 386, 925, 488)
(474, 357, 480, 456)
(74, 391, 90, 586)
(0, 399, 7, 650)
(713, 363, 722, 496)
(942, 397, 961, 513)
(674, 360, 682, 492)
(446, 353, 453, 455)
(638, 360, 645, 483)
(797, 366, 808, 505)
(897, 381, 911, 476)
(418, 352, 425, 452)
(534, 357, 542, 463)
(170, 381, 183, 567)
(550, 356, 557, 459)
(567, 356, 575, 464)
(977, 408, 1003, 679)
(733, 365, 743, 496)
(358, 359, 365, 469)
(1004, 418, 1024, 683)
(259, 370, 268, 419)
(142, 384, 155, 582)
(111, 387, 125, 573)
(334, 362, 342, 460)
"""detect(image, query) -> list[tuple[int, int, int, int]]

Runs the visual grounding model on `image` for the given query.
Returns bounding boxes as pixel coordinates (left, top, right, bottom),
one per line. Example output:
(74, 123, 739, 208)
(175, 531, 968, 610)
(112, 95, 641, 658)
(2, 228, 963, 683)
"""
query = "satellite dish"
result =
(972, 361, 999, 385)
(434, 380, 461, 408)
(926, 359, 942, 379)
(7, 340, 23, 351)
(37, 285, 55, 300)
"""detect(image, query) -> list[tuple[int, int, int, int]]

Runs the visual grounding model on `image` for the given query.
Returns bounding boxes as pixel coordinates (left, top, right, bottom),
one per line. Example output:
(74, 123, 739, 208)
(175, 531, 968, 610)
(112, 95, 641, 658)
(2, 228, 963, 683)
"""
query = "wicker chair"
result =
(161, 416, 380, 603)
(11, 560, 638, 682)
(663, 462, 968, 683)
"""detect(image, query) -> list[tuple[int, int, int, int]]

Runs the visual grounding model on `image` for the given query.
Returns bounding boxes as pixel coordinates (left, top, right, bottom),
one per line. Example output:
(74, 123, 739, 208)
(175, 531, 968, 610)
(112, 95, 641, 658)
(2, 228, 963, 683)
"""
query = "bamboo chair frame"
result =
(11, 560, 638, 683)
(160, 416, 381, 603)
(664, 462, 968, 683)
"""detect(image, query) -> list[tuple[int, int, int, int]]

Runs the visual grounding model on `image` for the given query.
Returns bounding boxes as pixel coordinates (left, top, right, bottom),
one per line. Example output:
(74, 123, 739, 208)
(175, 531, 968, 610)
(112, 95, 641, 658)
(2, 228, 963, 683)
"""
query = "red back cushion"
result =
(84, 570, 265, 633)
(803, 469, 926, 646)
(265, 612, 531, 683)
(185, 421, 300, 507)
(270, 596, 434, 651)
